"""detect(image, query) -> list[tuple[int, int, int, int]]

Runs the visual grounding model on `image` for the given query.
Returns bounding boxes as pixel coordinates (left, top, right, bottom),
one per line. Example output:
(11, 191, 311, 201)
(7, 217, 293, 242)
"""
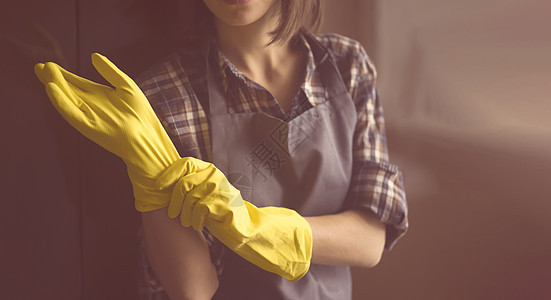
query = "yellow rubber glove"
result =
(155, 157, 313, 281)
(34, 54, 181, 212)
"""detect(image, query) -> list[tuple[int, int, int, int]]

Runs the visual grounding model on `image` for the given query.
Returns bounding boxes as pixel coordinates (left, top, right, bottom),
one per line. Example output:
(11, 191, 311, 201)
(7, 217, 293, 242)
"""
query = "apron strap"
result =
(303, 33, 349, 99)
(205, 39, 231, 117)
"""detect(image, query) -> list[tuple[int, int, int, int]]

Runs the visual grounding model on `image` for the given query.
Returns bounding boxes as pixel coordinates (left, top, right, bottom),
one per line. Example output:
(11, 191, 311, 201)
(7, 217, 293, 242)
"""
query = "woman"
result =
(35, 0, 408, 299)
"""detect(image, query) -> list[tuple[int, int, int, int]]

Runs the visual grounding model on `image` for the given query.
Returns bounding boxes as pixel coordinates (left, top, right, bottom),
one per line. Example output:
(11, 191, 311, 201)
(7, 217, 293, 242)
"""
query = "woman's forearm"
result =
(141, 207, 219, 300)
(304, 208, 386, 268)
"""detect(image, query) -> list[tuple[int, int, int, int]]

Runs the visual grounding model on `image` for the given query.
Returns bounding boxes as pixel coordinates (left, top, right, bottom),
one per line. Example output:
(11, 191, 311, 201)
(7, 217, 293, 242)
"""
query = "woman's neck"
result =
(214, 9, 295, 81)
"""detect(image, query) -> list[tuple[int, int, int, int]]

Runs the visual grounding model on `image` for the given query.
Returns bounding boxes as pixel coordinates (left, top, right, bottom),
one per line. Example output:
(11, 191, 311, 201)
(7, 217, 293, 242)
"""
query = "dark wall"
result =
(1, 1, 81, 299)
(1, 1, 182, 299)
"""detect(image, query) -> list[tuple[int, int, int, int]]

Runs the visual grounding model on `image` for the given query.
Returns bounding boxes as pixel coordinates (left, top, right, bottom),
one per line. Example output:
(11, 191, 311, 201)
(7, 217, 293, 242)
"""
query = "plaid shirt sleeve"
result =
(325, 35, 408, 249)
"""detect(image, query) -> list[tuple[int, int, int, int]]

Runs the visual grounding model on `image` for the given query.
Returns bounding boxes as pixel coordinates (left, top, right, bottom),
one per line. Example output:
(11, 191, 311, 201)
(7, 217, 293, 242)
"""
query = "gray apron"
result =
(208, 34, 357, 300)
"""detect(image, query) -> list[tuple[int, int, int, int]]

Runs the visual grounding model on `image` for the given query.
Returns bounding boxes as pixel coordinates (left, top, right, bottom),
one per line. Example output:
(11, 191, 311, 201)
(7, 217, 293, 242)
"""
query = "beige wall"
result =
(376, 0, 551, 158)
(322, 0, 377, 58)
(324, 1, 551, 299)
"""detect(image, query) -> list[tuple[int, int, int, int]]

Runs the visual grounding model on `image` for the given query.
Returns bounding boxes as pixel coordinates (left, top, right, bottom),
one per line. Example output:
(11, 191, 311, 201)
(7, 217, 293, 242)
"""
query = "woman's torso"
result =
(137, 33, 369, 300)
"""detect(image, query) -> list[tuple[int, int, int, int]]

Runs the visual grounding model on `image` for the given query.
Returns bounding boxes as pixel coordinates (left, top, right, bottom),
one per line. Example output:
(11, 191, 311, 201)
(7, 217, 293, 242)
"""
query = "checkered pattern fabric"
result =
(136, 33, 408, 298)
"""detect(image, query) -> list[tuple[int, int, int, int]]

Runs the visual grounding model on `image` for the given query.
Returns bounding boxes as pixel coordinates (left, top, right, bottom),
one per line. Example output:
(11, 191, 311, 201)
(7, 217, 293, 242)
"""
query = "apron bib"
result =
(208, 34, 358, 300)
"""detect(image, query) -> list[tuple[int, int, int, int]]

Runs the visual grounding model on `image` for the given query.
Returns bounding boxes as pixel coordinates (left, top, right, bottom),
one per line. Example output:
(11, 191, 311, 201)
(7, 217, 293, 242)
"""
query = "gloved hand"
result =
(34, 54, 180, 211)
(155, 157, 313, 281)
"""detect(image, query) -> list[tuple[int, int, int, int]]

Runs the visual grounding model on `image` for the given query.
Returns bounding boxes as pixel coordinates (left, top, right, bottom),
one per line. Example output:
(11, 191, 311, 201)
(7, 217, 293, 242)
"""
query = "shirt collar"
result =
(212, 33, 320, 106)
(298, 33, 318, 106)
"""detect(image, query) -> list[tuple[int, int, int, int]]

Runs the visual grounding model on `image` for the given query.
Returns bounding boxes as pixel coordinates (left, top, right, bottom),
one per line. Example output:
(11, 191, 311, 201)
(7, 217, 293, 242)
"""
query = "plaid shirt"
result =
(137, 33, 407, 286)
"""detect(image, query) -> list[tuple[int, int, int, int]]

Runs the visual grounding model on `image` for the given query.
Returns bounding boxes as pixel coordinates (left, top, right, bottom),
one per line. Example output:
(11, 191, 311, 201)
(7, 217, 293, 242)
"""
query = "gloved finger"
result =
(180, 188, 205, 228)
(42, 62, 85, 107)
(155, 158, 193, 190)
(191, 203, 209, 232)
(36, 62, 104, 102)
(184, 182, 217, 229)
(167, 176, 188, 219)
(177, 167, 219, 191)
(34, 63, 47, 84)
(45, 82, 88, 130)
(155, 157, 213, 190)
(91, 53, 135, 91)
(55, 62, 108, 93)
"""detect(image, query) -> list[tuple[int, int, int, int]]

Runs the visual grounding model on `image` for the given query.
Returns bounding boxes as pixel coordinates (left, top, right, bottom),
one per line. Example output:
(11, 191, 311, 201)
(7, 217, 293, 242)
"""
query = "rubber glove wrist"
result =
(206, 201, 313, 281)
(156, 157, 313, 280)
(127, 166, 172, 211)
